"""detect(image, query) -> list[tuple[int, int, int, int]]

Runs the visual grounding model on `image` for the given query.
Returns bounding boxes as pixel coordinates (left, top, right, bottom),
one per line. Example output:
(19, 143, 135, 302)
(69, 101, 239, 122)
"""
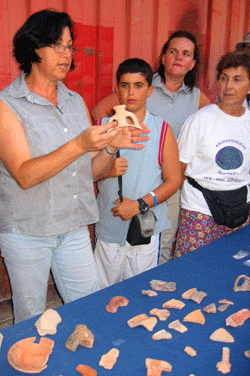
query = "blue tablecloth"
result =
(1, 225, 250, 375)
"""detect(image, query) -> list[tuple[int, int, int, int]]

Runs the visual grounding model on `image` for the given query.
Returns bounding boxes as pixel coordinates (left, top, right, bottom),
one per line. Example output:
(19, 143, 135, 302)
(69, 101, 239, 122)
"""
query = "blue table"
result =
(1, 225, 250, 375)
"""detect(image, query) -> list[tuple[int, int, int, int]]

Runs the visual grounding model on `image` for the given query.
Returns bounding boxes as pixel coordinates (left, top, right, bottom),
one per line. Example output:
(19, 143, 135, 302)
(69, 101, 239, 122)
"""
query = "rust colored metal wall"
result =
(0, 0, 249, 107)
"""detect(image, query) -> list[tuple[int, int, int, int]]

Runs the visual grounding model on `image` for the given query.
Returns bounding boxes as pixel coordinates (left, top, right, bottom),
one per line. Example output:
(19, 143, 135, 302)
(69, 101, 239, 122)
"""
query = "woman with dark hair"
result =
(147, 31, 210, 263)
(235, 31, 250, 109)
(91, 31, 210, 263)
(153, 31, 199, 90)
(0, 9, 148, 323)
(174, 52, 250, 257)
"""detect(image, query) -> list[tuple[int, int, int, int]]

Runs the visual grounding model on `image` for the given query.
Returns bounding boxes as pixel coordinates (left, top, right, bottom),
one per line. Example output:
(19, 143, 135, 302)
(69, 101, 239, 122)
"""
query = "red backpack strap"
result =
(158, 120, 168, 167)
(96, 118, 102, 126)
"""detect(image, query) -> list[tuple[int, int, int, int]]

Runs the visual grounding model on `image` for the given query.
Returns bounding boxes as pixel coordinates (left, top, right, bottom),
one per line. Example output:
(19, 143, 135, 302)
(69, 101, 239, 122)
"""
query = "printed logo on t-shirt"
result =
(216, 146, 243, 170)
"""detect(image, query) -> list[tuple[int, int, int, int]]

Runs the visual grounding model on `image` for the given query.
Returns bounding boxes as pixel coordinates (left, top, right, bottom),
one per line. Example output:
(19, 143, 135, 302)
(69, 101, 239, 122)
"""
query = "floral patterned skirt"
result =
(174, 208, 250, 258)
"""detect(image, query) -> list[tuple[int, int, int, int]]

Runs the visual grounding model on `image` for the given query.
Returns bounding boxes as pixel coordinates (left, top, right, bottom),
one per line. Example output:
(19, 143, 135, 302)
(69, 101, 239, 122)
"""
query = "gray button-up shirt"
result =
(0, 74, 98, 236)
(147, 74, 200, 138)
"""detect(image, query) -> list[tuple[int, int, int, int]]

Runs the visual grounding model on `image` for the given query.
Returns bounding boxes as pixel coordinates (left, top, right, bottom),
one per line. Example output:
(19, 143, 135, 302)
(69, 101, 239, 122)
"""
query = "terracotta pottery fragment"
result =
(216, 347, 231, 374)
(127, 313, 148, 325)
(168, 319, 188, 333)
(203, 303, 216, 313)
(218, 304, 230, 312)
(145, 358, 172, 375)
(76, 364, 97, 376)
(105, 296, 129, 313)
(142, 289, 158, 297)
(184, 346, 197, 357)
(233, 274, 250, 292)
(182, 288, 207, 303)
(7, 337, 54, 374)
(192, 291, 207, 303)
(150, 279, 176, 292)
(162, 299, 185, 310)
(65, 324, 94, 352)
(150, 308, 170, 321)
(99, 348, 119, 370)
(210, 328, 234, 343)
(244, 350, 250, 359)
(127, 314, 157, 331)
(225, 308, 250, 327)
(0, 332, 3, 350)
(109, 105, 142, 129)
(35, 308, 62, 336)
(152, 330, 172, 341)
(218, 299, 234, 305)
(183, 309, 205, 325)
(182, 288, 197, 299)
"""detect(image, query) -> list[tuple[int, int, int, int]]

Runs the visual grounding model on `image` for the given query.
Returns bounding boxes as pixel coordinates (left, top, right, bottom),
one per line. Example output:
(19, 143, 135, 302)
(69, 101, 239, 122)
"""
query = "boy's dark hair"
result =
(116, 58, 153, 86)
(13, 9, 75, 75)
(216, 52, 250, 80)
(155, 30, 199, 91)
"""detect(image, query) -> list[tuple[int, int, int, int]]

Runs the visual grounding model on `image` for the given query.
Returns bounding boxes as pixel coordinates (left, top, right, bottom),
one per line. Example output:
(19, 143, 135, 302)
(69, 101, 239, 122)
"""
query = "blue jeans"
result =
(0, 227, 99, 323)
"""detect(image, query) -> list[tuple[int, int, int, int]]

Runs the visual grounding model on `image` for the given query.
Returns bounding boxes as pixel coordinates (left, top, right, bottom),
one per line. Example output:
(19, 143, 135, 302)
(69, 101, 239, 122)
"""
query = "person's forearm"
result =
(140, 179, 181, 209)
(111, 177, 181, 221)
(92, 146, 118, 182)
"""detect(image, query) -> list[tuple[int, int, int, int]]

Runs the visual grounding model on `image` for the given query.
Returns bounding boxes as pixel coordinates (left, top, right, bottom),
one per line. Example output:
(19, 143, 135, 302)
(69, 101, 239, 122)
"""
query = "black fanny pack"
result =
(126, 210, 157, 246)
(188, 177, 249, 229)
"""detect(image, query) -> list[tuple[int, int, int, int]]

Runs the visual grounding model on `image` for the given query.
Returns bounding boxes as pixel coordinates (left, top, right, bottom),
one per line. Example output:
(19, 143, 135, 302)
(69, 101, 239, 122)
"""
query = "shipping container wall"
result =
(0, 0, 249, 108)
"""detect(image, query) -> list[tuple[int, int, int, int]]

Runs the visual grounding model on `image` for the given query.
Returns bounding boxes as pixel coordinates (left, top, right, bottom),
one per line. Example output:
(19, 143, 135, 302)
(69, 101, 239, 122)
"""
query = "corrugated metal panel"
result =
(0, 0, 249, 106)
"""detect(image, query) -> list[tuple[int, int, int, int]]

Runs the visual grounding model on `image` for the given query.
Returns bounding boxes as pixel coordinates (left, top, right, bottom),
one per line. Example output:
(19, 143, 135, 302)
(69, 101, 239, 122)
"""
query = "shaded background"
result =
(0, 0, 249, 107)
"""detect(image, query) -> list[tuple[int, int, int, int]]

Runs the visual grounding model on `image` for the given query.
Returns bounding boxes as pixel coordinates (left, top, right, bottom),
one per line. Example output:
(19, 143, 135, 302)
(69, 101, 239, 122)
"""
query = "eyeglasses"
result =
(49, 43, 78, 55)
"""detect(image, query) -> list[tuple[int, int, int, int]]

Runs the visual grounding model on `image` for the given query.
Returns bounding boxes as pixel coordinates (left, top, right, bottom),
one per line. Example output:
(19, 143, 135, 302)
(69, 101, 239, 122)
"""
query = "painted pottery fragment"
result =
(150, 279, 176, 292)
(218, 299, 234, 305)
(184, 346, 197, 357)
(168, 319, 188, 333)
(216, 347, 231, 374)
(162, 299, 185, 310)
(109, 105, 142, 129)
(183, 309, 205, 325)
(76, 364, 97, 376)
(150, 308, 170, 321)
(106, 296, 129, 313)
(145, 358, 172, 375)
(210, 328, 234, 343)
(0, 332, 3, 350)
(244, 350, 250, 358)
(142, 289, 158, 297)
(218, 304, 230, 312)
(233, 274, 250, 292)
(225, 308, 250, 327)
(65, 324, 94, 352)
(7, 337, 54, 374)
(35, 308, 62, 336)
(203, 303, 216, 313)
(99, 348, 119, 370)
(152, 330, 172, 340)
(127, 313, 157, 331)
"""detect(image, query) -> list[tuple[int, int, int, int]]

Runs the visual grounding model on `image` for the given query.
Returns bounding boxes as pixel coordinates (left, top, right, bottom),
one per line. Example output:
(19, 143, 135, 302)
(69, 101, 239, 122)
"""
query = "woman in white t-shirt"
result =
(174, 52, 250, 257)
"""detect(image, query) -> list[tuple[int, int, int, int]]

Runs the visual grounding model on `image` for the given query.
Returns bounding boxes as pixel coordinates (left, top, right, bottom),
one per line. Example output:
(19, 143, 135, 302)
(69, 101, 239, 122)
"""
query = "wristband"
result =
(149, 191, 157, 207)
(105, 146, 118, 155)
